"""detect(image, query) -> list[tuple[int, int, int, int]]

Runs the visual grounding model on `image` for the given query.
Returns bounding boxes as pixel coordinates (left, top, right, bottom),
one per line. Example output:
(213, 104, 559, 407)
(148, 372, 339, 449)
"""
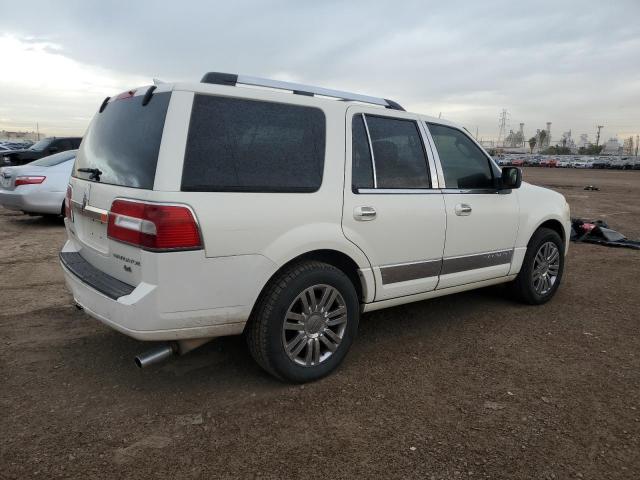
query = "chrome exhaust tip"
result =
(134, 343, 176, 368)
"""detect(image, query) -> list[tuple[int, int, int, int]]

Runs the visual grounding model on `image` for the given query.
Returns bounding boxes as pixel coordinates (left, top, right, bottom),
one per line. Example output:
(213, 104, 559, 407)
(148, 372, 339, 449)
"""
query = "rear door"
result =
(424, 122, 519, 289)
(342, 107, 446, 301)
(67, 87, 172, 285)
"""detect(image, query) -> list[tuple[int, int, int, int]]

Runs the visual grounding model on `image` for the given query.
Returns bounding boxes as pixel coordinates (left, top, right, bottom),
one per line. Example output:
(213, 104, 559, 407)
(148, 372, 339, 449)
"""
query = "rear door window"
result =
(365, 115, 430, 189)
(73, 92, 171, 189)
(182, 95, 326, 192)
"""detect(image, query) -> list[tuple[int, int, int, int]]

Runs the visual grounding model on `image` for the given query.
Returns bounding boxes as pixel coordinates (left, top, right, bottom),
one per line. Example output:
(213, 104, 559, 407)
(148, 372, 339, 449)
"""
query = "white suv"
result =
(61, 73, 570, 382)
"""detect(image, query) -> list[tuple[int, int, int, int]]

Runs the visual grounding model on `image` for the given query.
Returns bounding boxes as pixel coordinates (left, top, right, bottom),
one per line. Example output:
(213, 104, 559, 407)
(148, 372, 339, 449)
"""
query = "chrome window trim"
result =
(421, 123, 446, 187)
(356, 188, 442, 195)
(440, 188, 501, 195)
(360, 113, 378, 188)
(417, 120, 441, 189)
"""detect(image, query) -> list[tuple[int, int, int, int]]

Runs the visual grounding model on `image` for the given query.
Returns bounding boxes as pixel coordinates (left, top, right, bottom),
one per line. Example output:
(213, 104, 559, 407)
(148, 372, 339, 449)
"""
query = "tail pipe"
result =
(134, 338, 212, 368)
(134, 343, 177, 368)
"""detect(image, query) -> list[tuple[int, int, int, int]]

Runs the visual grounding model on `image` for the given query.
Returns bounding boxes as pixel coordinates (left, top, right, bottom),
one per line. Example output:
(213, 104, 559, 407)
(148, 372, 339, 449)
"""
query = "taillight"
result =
(65, 185, 72, 219)
(107, 199, 202, 251)
(15, 176, 46, 186)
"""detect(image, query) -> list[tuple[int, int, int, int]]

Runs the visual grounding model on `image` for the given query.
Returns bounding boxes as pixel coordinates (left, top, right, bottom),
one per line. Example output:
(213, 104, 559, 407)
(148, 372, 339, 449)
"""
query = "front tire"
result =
(511, 228, 565, 305)
(246, 261, 359, 383)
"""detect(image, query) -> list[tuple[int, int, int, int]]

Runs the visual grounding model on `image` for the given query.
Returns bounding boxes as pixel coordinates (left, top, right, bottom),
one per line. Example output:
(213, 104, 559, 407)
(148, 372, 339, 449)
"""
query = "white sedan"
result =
(0, 150, 76, 216)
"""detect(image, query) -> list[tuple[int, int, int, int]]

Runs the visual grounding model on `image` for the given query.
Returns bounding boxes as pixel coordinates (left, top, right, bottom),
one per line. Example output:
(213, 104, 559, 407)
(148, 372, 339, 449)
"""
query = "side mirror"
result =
(49, 147, 59, 154)
(500, 166, 522, 189)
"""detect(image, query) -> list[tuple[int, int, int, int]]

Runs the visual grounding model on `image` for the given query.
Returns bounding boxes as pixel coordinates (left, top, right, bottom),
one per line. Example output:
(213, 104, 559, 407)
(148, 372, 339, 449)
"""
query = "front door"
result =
(424, 122, 519, 289)
(342, 107, 446, 301)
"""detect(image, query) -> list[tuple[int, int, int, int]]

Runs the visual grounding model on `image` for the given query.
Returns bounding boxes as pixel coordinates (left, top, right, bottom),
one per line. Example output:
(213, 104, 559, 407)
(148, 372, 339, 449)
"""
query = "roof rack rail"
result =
(200, 72, 405, 111)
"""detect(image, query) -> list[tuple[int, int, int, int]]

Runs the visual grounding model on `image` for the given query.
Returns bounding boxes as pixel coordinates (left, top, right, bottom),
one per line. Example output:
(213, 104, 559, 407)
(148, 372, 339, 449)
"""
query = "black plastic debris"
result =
(584, 185, 599, 191)
(571, 218, 640, 250)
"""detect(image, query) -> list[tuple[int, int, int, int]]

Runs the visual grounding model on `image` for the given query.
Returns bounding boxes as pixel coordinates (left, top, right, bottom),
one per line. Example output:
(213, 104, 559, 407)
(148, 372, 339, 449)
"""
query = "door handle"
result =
(455, 203, 472, 216)
(354, 206, 377, 221)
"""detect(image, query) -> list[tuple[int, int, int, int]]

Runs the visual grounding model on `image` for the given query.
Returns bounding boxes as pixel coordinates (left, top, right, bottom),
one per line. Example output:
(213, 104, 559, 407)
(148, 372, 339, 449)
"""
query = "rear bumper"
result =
(0, 187, 63, 214)
(60, 242, 250, 341)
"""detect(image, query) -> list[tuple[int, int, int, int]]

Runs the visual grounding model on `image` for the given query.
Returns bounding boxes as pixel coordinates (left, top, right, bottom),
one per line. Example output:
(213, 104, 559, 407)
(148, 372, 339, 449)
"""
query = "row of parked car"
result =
(0, 140, 34, 153)
(496, 155, 640, 170)
(0, 137, 81, 217)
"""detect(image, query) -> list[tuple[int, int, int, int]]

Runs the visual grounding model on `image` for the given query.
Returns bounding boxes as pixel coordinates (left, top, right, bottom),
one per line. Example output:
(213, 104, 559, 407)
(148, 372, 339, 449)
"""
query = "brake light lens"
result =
(65, 185, 72, 219)
(107, 199, 202, 251)
(15, 176, 46, 186)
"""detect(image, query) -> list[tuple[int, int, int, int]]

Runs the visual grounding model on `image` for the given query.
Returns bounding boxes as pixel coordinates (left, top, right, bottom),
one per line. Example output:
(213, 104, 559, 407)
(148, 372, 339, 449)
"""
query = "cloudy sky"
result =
(1, 0, 639, 144)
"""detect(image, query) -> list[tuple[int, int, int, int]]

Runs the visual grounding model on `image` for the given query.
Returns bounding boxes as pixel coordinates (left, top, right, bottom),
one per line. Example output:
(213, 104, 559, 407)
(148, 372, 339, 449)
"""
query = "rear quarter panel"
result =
(151, 84, 373, 299)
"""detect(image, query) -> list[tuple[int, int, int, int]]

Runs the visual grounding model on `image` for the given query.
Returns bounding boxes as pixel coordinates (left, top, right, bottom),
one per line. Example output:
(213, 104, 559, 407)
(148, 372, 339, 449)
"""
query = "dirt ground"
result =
(1, 168, 639, 479)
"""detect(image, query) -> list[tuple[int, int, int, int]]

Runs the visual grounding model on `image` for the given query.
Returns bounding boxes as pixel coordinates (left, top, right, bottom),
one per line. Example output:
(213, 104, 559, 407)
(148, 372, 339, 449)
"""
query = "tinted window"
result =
(30, 150, 77, 167)
(182, 95, 325, 192)
(53, 139, 72, 151)
(352, 115, 374, 190)
(73, 92, 171, 189)
(428, 124, 494, 189)
(365, 116, 429, 189)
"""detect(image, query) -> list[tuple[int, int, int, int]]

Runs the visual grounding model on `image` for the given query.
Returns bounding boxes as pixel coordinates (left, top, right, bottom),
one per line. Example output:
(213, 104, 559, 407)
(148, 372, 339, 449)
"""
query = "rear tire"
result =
(511, 228, 565, 305)
(246, 261, 359, 383)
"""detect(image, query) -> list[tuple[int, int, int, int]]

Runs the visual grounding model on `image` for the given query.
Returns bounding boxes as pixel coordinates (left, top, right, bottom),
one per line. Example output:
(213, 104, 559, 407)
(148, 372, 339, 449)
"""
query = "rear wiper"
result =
(77, 167, 102, 181)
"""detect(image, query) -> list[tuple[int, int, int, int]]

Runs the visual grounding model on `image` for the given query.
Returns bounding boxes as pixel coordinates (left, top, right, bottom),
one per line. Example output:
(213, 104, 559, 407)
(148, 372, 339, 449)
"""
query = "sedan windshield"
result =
(28, 138, 53, 151)
(29, 150, 77, 167)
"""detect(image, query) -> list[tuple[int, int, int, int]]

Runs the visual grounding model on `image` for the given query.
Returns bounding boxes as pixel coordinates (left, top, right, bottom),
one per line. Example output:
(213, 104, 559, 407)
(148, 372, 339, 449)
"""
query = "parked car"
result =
(556, 159, 571, 168)
(1, 137, 81, 166)
(60, 73, 570, 382)
(0, 150, 76, 216)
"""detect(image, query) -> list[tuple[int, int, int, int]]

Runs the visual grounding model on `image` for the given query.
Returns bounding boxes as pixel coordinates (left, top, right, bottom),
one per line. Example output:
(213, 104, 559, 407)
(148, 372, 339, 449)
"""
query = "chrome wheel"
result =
(281, 284, 348, 367)
(532, 241, 560, 295)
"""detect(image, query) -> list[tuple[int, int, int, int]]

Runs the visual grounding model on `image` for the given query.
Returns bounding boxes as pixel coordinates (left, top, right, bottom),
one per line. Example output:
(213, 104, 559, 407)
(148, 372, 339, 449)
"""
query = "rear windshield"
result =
(73, 91, 171, 189)
(30, 150, 77, 167)
(182, 95, 326, 192)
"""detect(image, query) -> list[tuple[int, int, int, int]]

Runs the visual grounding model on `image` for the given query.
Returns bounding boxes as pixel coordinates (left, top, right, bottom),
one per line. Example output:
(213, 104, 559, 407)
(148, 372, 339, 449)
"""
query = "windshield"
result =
(73, 92, 171, 189)
(30, 150, 77, 167)
(28, 138, 53, 151)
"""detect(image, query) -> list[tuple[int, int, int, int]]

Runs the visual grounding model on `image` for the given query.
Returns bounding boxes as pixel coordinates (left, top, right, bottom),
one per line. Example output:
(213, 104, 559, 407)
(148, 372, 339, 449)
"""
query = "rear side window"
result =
(74, 92, 171, 189)
(427, 123, 494, 189)
(182, 95, 326, 192)
(364, 116, 430, 189)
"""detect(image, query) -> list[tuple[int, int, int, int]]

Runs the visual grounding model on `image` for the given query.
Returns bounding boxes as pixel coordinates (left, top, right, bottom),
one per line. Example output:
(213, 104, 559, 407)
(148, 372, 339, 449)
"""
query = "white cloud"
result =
(0, 34, 148, 135)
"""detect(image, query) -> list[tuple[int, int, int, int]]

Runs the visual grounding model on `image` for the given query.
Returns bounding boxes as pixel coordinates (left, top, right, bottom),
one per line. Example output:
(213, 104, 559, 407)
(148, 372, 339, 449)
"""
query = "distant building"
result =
(0, 130, 43, 142)
(601, 137, 622, 155)
(555, 130, 576, 151)
(577, 134, 590, 149)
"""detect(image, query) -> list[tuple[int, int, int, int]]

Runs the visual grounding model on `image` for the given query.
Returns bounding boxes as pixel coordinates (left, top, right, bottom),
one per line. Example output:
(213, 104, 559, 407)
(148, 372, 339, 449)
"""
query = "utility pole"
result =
(595, 125, 604, 146)
(36, 123, 40, 141)
(475, 126, 479, 140)
(636, 135, 639, 157)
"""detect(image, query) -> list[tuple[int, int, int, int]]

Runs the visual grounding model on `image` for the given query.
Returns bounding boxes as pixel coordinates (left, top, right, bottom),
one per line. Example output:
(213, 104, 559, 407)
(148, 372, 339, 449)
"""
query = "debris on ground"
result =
(584, 185, 600, 191)
(571, 218, 640, 250)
